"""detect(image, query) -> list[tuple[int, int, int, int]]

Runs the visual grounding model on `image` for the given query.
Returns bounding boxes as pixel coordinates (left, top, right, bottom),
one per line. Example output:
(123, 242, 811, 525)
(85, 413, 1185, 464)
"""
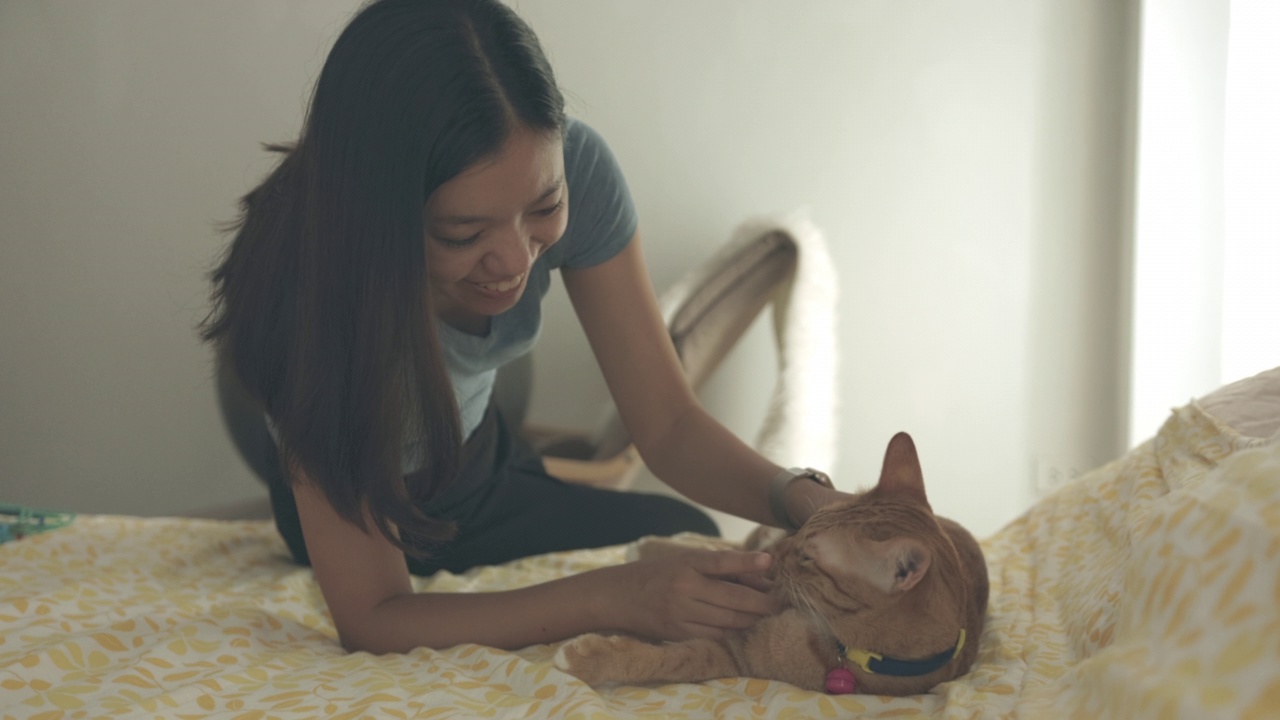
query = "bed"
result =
(3, 364, 1278, 719)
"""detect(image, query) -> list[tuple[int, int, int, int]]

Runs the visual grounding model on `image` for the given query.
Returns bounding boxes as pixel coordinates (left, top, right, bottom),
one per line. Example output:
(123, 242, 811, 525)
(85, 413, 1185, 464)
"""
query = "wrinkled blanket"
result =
(2, 402, 1277, 719)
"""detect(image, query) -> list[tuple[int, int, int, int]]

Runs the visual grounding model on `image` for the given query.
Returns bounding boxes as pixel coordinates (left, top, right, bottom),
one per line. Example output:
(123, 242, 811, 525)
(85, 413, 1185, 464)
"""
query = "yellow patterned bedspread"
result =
(2, 402, 1278, 719)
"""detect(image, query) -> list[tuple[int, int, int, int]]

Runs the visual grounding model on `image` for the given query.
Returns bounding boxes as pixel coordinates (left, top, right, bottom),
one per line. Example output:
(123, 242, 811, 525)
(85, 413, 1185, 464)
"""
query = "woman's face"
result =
(424, 126, 568, 332)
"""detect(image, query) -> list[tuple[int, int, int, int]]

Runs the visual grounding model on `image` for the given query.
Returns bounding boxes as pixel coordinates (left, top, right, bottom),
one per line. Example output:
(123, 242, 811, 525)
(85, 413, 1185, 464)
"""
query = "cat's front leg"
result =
(554, 634, 739, 687)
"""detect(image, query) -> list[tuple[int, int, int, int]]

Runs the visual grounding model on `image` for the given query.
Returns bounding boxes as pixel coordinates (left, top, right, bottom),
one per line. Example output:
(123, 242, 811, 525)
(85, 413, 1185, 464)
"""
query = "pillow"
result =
(1196, 364, 1280, 439)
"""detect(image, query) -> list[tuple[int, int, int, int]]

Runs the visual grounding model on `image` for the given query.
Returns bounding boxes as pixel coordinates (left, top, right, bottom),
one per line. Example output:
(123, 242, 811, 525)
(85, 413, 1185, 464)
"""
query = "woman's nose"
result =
(485, 224, 536, 277)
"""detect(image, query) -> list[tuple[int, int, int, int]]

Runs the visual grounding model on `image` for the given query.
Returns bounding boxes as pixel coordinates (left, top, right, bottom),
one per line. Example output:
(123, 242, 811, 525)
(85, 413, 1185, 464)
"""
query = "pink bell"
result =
(825, 667, 857, 694)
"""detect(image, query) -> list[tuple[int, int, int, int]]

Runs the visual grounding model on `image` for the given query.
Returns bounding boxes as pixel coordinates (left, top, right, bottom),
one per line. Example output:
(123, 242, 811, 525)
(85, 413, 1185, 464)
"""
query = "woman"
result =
(202, 0, 845, 654)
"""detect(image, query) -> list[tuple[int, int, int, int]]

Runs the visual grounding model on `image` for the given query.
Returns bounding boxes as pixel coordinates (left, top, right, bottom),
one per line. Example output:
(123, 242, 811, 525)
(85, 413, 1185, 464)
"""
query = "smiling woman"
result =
(198, 0, 847, 656)
(424, 126, 569, 334)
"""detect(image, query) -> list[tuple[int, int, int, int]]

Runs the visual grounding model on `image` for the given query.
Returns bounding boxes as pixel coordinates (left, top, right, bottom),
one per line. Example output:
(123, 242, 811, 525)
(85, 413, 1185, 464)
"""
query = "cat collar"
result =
(837, 629, 966, 677)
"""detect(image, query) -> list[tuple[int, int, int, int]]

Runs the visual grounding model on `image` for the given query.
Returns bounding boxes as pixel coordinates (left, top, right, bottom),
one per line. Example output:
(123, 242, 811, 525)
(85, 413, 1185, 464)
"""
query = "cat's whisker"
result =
(793, 584, 838, 639)
(779, 569, 822, 628)
(777, 565, 829, 634)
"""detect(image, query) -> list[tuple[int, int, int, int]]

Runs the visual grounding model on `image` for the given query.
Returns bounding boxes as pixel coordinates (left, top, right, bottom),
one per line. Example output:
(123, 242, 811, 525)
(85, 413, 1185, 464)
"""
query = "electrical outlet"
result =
(1034, 458, 1086, 495)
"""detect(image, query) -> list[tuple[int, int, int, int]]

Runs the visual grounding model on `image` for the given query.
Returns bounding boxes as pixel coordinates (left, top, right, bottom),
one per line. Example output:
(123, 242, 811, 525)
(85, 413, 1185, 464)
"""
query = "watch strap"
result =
(768, 467, 833, 531)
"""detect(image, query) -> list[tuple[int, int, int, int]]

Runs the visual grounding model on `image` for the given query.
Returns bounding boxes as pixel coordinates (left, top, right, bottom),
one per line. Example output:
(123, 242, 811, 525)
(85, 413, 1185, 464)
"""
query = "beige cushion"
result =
(1197, 365, 1280, 439)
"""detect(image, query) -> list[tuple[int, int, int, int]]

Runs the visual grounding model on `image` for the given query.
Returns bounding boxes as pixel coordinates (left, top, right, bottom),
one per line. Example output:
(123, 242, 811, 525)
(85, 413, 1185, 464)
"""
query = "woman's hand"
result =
(601, 547, 782, 642)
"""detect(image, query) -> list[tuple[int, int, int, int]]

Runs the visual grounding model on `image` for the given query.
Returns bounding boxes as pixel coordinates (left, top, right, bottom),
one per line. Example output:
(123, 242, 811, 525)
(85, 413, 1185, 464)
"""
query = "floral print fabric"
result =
(2, 402, 1277, 719)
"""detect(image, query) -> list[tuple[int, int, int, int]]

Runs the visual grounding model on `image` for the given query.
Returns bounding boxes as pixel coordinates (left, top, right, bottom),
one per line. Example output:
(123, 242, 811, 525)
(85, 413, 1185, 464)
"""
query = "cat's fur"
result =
(554, 432, 989, 696)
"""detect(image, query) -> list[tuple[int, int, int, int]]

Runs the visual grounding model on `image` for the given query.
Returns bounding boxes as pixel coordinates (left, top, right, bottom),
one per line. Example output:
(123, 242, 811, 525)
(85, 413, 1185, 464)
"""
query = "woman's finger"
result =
(721, 572, 774, 593)
(706, 578, 782, 617)
(684, 590, 783, 631)
(679, 621, 728, 640)
(690, 549, 772, 578)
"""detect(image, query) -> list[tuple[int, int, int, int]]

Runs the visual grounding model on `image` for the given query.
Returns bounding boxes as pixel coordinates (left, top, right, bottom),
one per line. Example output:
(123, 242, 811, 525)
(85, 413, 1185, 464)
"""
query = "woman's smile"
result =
(474, 272, 525, 293)
(471, 272, 526, 297)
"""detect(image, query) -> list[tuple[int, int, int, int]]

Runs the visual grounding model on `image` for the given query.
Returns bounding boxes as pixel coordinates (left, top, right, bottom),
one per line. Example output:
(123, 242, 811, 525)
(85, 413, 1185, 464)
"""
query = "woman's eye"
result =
(534, 200, 564, 217)
(435, 233, 479, 249)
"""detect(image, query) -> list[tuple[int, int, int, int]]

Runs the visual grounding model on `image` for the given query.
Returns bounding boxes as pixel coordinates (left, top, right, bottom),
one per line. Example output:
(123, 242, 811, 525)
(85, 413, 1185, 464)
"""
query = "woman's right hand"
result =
(599, 547, 782, 642)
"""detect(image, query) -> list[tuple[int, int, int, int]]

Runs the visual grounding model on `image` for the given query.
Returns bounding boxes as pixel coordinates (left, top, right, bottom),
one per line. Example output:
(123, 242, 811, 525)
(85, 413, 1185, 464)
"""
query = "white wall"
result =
(0, 1, 359, 517)
(0, 0, 1135, 541)
(519, 0, 1136, 539)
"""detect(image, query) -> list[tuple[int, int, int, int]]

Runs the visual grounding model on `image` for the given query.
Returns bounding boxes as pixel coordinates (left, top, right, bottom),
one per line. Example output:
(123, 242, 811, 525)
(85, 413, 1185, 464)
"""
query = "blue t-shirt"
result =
(403, 119, 638, 472)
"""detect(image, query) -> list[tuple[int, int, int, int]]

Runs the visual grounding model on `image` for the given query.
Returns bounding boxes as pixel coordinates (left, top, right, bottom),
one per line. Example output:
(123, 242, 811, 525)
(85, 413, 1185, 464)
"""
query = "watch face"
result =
(808, 469, 834, 488)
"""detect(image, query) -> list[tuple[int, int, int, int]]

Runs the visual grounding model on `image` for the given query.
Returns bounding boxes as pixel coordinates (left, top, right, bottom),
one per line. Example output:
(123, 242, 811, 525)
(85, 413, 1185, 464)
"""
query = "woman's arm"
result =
(292, 474, 778, 653)
(562, 233, 845, 527)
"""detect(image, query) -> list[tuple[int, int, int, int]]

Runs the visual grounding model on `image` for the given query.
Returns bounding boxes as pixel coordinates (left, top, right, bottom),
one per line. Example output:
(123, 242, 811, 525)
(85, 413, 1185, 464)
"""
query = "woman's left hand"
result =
(598, 547, 783, 642)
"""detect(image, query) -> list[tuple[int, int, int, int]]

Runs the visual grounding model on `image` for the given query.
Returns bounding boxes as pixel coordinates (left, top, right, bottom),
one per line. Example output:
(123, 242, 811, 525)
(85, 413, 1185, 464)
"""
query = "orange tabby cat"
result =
(554, 432, 988, 696)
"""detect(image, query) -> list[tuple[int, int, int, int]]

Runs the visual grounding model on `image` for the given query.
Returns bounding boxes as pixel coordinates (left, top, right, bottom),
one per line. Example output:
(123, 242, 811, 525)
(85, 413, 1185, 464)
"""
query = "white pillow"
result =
(1196, 365, 1280, 440)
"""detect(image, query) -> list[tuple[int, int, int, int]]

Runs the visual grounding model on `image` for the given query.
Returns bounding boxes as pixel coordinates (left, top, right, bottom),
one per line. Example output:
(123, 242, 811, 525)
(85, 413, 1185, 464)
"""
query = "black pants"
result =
(266, 403, 718, 575)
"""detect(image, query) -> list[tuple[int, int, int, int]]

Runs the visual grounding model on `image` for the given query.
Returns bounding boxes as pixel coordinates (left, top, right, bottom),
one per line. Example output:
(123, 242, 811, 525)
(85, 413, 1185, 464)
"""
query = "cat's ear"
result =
(876, 432, 930, 508)
(879, 537, 931, 593)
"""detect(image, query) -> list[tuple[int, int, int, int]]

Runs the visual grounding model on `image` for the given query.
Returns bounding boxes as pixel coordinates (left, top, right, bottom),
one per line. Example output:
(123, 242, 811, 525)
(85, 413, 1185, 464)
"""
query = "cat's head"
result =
(775, 432, 964, 624)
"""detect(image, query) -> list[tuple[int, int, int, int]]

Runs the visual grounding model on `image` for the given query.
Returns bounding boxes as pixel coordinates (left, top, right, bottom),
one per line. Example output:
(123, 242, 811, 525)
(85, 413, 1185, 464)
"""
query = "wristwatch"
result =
(768, 467, 834, 531)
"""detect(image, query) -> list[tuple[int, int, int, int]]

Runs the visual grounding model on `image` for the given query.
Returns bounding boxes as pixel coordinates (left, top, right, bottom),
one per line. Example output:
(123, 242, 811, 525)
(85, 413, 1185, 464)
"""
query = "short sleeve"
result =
(544, 119, 638, 269)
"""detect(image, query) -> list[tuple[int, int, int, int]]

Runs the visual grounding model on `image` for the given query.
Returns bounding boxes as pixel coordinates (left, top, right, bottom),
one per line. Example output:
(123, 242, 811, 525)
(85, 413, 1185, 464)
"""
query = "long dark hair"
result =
(201, 0, 565, 556)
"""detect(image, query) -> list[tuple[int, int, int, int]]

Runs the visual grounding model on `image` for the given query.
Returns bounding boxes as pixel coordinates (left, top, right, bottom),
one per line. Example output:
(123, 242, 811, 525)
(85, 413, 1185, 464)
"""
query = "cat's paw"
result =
(553, 633, 643, 686)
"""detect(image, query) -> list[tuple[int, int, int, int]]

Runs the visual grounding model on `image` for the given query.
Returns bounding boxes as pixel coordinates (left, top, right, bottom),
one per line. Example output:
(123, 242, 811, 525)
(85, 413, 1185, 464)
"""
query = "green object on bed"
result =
(0, 503, 76, 544)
